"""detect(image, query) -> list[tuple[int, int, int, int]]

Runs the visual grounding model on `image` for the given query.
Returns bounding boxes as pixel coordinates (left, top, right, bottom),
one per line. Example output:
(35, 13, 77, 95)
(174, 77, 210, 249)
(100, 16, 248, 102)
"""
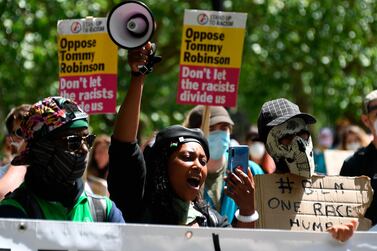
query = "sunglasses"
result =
(12, 128, 23, 138)
(62, 134, 96, 152)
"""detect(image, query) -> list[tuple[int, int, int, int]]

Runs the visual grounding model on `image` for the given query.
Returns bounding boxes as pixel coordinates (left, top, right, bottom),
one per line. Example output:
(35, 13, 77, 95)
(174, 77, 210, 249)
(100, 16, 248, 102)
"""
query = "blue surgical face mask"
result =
(208, 130, 230, 160)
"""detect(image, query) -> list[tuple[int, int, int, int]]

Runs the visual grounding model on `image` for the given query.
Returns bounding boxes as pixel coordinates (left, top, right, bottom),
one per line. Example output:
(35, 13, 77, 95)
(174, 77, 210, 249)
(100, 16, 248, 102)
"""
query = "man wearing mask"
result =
(257, 98, 317, 178)
(184, 105, 264, 222)
(245, 126, 276, 174)
(0, 97, 124, 222)
(257, 98, 357, 242)
(340, 90, 377, 226)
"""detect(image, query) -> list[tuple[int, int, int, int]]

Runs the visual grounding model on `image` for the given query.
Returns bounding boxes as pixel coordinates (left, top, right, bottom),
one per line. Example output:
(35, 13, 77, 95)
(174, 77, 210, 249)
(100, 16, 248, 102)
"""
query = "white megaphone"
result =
(107, 1, 155, 49)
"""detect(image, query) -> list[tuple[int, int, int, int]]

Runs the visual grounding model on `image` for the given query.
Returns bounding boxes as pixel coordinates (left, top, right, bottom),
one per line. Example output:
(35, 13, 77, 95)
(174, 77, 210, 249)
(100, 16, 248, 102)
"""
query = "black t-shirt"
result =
(340, 142, 377, 225)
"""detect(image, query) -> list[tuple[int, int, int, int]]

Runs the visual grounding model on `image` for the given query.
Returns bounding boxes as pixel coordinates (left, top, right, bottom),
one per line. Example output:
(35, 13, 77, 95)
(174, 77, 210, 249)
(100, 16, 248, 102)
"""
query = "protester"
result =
(86, 134, 111, 196)
(245, 126, 276, 174)
(338, 124, 370, 151)
(257, 98, 357, 242)
(313, 126, 334, 175)
(0, 97, 124, 222)
(182, 105, 263, 222)
(340, 90, 377, 226)
(333, 117, 351, 149)
(108, 42, 256, 228)
(1, 104, 30, 170)
(0, 104, 30, 200)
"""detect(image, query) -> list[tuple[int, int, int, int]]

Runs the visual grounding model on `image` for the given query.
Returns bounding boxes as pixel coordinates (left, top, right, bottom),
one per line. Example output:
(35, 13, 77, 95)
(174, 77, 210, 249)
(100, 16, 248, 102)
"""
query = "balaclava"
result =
(257, 98, 316, 178)
(12, 96, 89, 202)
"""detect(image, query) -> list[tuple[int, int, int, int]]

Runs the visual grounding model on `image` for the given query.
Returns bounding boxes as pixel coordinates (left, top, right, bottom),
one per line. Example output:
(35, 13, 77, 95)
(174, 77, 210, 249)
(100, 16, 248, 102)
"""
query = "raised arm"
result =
(113, 42, 152, 142)
(108, 42, 153, 223)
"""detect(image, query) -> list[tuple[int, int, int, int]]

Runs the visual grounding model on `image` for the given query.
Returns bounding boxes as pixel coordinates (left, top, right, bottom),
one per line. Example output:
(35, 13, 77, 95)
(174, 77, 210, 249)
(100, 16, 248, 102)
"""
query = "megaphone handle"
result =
(132, 45, 162, 76)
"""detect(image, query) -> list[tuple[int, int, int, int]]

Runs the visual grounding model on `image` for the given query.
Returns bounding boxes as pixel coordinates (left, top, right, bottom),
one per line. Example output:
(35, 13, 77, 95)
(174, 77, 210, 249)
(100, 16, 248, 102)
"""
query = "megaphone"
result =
(107, 1, 155, 49)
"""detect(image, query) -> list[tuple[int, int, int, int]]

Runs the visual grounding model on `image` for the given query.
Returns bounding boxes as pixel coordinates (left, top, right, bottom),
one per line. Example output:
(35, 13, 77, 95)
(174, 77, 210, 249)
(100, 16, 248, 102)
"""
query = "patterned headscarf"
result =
(12, 96, 88, 165)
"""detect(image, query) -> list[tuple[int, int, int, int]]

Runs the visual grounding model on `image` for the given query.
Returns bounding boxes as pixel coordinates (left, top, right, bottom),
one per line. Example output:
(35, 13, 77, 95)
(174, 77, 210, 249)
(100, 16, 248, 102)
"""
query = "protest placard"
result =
(0, 219, 376, 251)
(57, 17, 118, 114)
(324, 149, 354, 175)
(255, 173, 373, 231)
(176, 10, 247, 107)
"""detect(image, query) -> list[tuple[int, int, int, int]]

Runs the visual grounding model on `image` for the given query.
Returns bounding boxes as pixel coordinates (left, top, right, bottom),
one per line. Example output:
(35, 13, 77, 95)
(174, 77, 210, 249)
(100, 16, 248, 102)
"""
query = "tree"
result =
(1, 0, 376, 148)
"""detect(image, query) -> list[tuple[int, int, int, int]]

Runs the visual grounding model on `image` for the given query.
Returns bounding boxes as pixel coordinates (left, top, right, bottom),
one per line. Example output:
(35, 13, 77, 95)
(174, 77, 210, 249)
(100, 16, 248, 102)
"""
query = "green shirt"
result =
(0, 184, 112, 222)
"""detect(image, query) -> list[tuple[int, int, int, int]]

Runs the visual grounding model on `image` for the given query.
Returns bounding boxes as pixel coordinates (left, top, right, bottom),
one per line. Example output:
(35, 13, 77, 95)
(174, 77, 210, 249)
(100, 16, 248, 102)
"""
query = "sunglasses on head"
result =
(62, 134, 96, 152)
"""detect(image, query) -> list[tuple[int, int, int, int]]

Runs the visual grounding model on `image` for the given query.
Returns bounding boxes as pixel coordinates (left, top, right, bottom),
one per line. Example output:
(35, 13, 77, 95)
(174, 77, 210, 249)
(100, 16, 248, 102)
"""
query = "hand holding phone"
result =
(225, 145, 255, 217)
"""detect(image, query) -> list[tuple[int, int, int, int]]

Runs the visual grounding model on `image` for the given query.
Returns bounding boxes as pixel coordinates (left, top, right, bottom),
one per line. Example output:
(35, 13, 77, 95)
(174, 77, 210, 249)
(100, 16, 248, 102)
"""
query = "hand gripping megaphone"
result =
(107, 1, 161, 74)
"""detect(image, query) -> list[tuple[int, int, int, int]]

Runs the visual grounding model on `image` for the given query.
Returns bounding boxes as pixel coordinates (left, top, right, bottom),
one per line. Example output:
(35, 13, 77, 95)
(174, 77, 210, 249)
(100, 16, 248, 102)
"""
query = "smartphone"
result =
(227, 145, 249, 173)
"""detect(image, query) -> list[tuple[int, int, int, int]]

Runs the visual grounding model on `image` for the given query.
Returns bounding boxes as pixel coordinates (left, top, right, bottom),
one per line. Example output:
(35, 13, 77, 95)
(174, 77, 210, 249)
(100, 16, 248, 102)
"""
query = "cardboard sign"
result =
(255, 173, 373, 231)
(176, 10, 247, 107)
(324, 149, 354, 175)
(1, 219, 377, 251)
(57, 17, 118, 114)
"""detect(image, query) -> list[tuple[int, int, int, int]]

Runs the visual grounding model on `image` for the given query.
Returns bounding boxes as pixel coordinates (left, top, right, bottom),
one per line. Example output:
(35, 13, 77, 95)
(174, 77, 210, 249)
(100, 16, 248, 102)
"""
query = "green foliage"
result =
(234, 0, 377, 132)
(1, 0, 377, 144)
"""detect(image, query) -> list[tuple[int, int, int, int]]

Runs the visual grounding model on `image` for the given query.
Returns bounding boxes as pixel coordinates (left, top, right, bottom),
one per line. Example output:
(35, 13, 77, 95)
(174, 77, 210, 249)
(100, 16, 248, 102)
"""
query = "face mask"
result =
(30, 139, 87, 187)
(346, 142, 361, 151)
(249, 142, 265, 160)
(374, 119, 377, 134)
(208, 130, 230, 160)
(51, 149, 87, 185)
(266, 118, 315, 178)
(319, 137, 333, 149)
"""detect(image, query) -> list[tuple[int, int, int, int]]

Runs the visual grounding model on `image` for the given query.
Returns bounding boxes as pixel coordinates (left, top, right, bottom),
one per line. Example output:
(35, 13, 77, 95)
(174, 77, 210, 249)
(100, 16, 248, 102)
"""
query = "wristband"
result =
(235, 209, 259, 223)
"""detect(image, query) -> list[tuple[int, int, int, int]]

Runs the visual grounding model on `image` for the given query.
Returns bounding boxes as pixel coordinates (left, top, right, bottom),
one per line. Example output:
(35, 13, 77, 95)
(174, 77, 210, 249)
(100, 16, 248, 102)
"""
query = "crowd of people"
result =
(0, 42, 376, 243)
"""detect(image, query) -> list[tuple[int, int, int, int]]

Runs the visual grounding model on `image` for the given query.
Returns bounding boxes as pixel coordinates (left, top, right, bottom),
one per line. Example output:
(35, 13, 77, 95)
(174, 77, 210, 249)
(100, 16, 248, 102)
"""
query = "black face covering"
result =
(29, 138, 87, 186)
(51, 148, 87, 185)
(25, 138, 86, 207)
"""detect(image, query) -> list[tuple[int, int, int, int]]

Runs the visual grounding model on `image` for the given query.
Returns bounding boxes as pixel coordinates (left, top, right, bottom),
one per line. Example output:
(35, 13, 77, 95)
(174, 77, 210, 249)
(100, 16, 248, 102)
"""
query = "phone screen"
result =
(227, 145, 249, 173)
